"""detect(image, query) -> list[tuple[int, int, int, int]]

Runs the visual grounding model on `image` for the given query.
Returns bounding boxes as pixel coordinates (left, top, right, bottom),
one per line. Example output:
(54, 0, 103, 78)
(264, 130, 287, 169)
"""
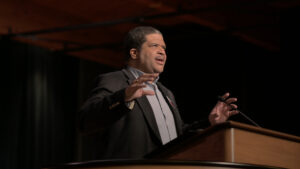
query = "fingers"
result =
(133, 73, 159, 85)
(228, 109, 239, 116)
(130, 84, 155, 95)
(219, 92, 237, 104)
(230, 103, 238, 110)
(142, 90, 155, 96)
(220, 92, 230, 101)
(125, 74, 158, 102)
(130, 84, 147, 90)
(219, 92, 239, 115)
(226, 97, 237, 104)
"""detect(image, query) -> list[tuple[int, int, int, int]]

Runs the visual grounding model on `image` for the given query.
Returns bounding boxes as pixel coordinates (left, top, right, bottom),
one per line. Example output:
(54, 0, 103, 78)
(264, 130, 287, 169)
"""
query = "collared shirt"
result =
(127, 66, 177, 144)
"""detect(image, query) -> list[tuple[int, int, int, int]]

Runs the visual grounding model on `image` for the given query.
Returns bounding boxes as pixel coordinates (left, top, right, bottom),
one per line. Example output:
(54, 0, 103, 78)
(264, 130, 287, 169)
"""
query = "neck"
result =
(127, 61, 147, 73)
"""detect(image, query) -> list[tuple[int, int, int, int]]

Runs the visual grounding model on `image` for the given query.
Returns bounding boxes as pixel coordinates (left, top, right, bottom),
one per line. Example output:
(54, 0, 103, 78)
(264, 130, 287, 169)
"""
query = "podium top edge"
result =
(43, 159, 285, 169)
(215, 121, 300, 142)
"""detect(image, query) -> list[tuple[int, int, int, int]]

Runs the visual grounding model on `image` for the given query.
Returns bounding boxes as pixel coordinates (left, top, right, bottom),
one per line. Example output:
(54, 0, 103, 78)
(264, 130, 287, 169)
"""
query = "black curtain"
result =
(0, 38, 116, 169)
(0, 39, 79, 169)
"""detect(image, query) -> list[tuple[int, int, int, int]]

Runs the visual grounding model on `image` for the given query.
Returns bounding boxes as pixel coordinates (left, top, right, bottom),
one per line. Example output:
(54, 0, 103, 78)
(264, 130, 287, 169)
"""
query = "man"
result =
(79, 26, 238, 159)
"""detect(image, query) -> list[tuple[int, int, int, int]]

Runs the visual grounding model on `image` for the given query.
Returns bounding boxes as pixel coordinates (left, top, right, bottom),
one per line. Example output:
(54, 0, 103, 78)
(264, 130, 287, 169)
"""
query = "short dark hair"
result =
(124, 26, 162, 60)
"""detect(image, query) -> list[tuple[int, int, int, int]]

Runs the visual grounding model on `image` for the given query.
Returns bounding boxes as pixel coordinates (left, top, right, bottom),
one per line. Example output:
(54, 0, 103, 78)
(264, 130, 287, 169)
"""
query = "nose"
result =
(158, 46, 166, 55)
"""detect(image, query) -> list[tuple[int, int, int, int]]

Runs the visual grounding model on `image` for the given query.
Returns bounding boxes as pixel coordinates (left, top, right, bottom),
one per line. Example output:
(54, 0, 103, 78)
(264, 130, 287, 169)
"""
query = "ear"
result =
(130, 48, 138, 60)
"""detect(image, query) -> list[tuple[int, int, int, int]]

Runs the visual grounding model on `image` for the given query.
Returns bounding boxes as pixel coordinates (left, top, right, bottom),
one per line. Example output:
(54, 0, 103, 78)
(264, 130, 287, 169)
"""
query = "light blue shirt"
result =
(127, 66, 177, 144)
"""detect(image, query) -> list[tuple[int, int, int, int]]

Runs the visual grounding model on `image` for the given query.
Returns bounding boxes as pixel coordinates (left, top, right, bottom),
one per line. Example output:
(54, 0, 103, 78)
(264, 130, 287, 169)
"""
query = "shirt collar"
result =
(127, 66, 159, 84)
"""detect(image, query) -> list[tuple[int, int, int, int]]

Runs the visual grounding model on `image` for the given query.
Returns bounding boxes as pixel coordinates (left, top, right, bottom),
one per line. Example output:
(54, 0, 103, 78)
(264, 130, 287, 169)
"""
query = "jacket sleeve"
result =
(78, 73, 131, 134)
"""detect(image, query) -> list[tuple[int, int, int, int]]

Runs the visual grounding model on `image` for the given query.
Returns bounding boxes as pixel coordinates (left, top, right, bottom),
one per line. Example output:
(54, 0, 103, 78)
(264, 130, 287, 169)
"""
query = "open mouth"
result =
(155, 57, 165, 65)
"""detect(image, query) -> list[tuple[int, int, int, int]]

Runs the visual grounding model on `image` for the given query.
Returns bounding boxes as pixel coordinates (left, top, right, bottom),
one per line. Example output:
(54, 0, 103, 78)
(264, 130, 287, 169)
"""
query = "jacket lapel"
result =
(122, 69, 162, 144)
(135, 96, 162, 143)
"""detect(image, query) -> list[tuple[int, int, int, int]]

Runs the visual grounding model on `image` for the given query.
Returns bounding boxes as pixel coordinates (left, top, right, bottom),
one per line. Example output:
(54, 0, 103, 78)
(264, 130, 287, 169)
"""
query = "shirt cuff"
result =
(125, 100, 135, 110)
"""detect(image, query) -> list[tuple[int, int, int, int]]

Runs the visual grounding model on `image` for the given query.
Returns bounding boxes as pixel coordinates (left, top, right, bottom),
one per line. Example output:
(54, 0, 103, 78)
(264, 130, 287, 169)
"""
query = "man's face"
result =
(136, 33, 167, 74)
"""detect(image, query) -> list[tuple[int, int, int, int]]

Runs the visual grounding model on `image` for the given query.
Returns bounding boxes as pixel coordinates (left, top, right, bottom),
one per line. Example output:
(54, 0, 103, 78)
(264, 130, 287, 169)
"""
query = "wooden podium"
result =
(44, 121, 300, 169)
(147, 121, 300, 169)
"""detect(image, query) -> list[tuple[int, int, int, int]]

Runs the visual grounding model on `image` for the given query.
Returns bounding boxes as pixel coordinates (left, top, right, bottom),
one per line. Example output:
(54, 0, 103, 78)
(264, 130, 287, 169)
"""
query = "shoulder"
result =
(98, 70, 125, 80)
(95, 69, 128, 90)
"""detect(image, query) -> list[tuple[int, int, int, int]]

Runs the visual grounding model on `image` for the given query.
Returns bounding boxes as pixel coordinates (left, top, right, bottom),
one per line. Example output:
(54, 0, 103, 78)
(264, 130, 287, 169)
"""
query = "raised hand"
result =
(209, 92, 239, 125)
(125, 73, 159, 102)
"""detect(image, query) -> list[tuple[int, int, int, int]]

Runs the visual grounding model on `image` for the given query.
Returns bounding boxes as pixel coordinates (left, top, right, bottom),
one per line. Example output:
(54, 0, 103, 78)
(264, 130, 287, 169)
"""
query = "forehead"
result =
(145, 33, 165, 44)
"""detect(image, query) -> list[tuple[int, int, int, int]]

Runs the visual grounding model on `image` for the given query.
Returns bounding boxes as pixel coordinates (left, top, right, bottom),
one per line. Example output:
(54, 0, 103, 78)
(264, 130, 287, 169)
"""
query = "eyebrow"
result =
(150, 43, 166, 49)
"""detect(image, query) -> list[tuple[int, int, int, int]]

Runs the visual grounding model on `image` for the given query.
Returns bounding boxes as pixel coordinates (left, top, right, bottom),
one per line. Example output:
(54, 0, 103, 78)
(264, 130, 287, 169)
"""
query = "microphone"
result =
(217, 96, 261, 128)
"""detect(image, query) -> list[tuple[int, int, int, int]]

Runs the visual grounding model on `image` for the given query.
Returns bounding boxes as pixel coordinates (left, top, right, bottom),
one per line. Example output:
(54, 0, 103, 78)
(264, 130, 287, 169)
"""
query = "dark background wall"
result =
(159, 22, 299, 136)
(1, 12, 299, 169)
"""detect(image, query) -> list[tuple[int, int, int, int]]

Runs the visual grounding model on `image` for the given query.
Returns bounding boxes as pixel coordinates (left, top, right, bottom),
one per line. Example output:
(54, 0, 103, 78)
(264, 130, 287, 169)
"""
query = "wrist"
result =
(125, 100, 135, 110)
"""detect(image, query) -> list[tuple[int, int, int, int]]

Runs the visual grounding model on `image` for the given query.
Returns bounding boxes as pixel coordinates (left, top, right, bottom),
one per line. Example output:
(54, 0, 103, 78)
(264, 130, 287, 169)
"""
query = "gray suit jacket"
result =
(79, 68, 184, 159)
